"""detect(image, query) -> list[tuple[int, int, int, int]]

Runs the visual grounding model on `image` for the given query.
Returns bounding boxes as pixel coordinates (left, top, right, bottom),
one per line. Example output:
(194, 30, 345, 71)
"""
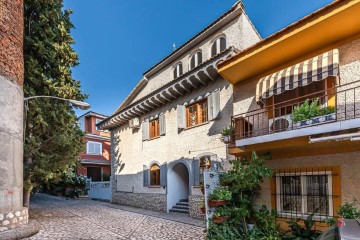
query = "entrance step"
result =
(169, 199, 189, 215)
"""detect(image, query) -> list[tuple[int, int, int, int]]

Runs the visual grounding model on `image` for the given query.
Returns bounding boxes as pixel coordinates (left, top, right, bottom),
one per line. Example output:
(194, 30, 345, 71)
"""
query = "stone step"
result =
(176, 202, 189, 206)
(172, 205, 189, 210)
(169, 208, 189, 214)
(179, 199, 189, 203)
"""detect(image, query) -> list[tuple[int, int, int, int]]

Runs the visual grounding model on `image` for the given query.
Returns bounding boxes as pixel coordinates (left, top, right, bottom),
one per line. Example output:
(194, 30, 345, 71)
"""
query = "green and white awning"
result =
(256, 49, 339, 102)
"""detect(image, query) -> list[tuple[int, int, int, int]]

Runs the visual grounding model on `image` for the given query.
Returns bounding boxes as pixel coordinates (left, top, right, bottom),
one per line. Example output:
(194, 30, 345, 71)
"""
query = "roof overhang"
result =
(218, 0, 360, 85)
(98, 48, 235, 130)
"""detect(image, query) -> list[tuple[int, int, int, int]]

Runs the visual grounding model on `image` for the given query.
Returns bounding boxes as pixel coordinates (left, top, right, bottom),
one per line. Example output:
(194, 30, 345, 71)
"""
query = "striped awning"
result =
(256, 49, 339, 102)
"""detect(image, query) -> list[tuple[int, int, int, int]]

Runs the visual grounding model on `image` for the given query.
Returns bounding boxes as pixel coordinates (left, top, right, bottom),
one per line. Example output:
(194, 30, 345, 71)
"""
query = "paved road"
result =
(26, 194, 205, 240)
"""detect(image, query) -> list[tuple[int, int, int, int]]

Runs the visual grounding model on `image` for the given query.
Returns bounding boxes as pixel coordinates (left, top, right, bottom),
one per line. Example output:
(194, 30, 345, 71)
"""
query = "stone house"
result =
(77, 111, 111, 181)
(218, 0, 360, 230)
(98, 1, 261, 218)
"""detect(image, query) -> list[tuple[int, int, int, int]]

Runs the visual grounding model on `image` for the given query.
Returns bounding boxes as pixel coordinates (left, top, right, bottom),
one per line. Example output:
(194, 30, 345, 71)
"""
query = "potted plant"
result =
(221, 126, 235, 143)
(212, 206, 231, 223)
(208, 187, 232, 207)
(292, 99, 336, 128)
(200, 200, 206, 214)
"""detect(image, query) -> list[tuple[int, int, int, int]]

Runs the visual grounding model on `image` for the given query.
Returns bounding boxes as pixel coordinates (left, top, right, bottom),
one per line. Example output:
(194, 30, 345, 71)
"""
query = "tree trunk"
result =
(23, 189, 31, 208)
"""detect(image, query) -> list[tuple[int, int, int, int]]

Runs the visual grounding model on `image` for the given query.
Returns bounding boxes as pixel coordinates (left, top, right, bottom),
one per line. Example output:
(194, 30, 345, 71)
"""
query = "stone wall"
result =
(112, 192, 167, 212)
(0, 208, 28, 232)
(189, 195, 205, 219)
(0, 0, 24, 212)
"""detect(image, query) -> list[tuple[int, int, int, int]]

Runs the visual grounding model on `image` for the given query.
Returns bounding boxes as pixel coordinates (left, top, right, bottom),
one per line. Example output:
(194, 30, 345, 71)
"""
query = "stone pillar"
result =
(0, 0, 28, 232)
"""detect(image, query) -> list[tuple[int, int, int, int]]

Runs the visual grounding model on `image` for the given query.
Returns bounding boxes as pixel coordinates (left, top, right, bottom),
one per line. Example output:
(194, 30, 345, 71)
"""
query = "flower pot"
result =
(213, 215, 228, 224)
(295, 113, 336, 128)
(222, 135, 232, 143)
(201, 207, 206, 214)
(208, 200, 226, 207)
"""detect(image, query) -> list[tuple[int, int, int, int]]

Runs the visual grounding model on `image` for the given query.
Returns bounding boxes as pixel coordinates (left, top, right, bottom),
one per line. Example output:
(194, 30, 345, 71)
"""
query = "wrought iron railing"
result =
(231, 80, 360, 141)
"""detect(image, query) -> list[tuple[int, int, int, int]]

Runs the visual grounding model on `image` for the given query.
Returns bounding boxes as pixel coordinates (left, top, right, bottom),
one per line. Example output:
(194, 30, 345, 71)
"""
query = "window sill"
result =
(148, 185, 162, 188)
(184, 121, 209, 131)
(276, 212, 332, 221)
(148, 136, 161, 141)
(86, 153, 103, 156)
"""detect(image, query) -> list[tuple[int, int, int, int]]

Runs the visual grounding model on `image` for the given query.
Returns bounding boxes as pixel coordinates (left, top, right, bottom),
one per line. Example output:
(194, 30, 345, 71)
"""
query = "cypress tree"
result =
(23, 0, 87, 206)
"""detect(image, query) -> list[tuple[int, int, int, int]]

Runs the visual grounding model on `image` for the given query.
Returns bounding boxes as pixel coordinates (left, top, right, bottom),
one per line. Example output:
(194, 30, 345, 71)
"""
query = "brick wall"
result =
(0, 0, 24, 85)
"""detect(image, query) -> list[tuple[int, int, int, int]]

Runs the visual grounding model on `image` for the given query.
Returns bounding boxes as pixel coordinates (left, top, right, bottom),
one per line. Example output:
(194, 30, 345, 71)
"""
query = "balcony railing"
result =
(231, 80, 360, 141)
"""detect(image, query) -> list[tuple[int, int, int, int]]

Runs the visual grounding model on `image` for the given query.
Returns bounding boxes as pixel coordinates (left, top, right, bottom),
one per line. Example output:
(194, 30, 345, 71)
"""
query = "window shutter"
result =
(212, 89, 220, 120)
(220, 37, 226, 52)
(207, 94, 213, 120)
(177, 105, 186, 129)
(143, 165, 149, 187)
(198, 52, 202, 65)
(159, 114, 166, 135)
(160, 163, 167, 187)
(211, 42, 217, 57)
(179, 63, 183, 76)
(142, 120, 149, 141)
(192, 158, 200, 186)
(190, 55, 195, 70)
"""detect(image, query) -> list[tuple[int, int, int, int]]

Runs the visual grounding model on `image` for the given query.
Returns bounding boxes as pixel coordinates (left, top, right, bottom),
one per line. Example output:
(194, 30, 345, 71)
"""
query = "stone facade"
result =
(112, 191, 167, 212)
(189, 195, 205, 219)
(103, 2, 261, 218)
(0, 208, 28, 232)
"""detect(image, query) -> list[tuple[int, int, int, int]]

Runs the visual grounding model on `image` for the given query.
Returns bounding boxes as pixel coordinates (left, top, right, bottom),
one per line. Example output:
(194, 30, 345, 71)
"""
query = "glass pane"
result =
(188, 105, 197, 127)
(280, 176, 302, 213)
(306, 175, 329, 215)
(199, 101, 208, 123)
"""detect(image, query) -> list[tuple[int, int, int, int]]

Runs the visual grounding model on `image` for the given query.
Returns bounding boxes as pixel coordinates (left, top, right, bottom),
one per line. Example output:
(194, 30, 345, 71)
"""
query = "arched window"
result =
(173, 62, 183, 79)
(150, 164, 160, 186)
(211, 37, 226, 57)
(190, 51, 202, 70)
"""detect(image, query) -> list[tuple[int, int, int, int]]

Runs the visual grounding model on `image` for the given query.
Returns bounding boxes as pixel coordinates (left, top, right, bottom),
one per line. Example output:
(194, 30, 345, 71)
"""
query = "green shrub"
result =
(292, 98, 336, 122)
(209, 187, 232, 201)
(221, 126, 235, 137)
(283, 214, 320, 240)
(249, 206, 282, 240)
(214, 206, 232, 217)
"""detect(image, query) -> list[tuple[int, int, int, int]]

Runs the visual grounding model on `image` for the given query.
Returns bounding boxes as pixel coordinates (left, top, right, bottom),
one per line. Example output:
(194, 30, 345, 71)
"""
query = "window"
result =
(95, 119, 101, 130)
(149, 119, 160, 139)
(211, 36, 226, 57)
(150, 164, 160, 186)
(276, 171, 333, 218)
(173, 62, 183, 79)
(87, 141, 102, 155)
(186, 100, 208, 128)
(190, 51, 202, 69)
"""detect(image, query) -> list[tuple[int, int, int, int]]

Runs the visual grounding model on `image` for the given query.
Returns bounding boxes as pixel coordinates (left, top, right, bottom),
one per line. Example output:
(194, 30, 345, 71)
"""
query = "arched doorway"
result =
(167, 162, 189, 212)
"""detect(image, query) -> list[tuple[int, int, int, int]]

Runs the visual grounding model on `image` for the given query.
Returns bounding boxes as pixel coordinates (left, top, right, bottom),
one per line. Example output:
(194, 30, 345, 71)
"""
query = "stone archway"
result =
(167, 162, 190, 212)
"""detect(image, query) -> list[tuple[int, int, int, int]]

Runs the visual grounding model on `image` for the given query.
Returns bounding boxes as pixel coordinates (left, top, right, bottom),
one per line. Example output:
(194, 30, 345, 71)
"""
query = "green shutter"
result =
(159, 114, 166, 136)
(192, 159, 200, 186)
(177, 105, 186, 129)
(160, 163, 167, 187)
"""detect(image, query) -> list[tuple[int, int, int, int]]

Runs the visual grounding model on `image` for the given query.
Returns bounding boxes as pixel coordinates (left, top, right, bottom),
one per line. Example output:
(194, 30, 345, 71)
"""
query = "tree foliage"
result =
(23, 0, 87, 199)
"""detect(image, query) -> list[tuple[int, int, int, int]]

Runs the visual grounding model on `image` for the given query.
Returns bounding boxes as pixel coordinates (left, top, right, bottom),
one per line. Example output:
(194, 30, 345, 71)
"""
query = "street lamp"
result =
(24, 95, 91, 110)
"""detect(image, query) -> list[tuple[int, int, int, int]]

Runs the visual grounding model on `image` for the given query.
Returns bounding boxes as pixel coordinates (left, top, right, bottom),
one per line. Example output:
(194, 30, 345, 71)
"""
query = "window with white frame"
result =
(95, 119, 101, 131)
(190, 51, 202, 70)
(87, 141, 102, 155)
(211, 36, 226, 57)
(173, 62, 183, 79)
(276, 171, 333, 218)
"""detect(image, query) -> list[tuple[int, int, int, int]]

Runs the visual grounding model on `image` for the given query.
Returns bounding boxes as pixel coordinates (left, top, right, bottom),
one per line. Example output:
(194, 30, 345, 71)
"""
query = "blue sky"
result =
(63, 0, 333, 117)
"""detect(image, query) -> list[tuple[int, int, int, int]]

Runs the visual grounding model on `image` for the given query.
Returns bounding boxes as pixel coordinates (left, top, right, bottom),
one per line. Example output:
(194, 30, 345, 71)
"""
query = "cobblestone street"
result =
(25, 194, 205, 240)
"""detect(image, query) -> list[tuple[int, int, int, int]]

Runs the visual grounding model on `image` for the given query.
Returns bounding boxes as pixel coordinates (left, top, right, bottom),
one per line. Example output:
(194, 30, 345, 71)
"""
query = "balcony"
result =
(231, 80, 360, 148)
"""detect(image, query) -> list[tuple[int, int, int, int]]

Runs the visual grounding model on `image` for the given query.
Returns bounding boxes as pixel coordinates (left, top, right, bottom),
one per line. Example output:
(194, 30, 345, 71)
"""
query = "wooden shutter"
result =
(212, 89, 220, 119)
(192, 158, 200, 186)
(160, 163, 167, 187)
(142, 120, 149, 141)
(159, 114, 166, 135)
(207, 94, 213, 120)
(177, 105, 186, 129)
(143, 165, 149, 187)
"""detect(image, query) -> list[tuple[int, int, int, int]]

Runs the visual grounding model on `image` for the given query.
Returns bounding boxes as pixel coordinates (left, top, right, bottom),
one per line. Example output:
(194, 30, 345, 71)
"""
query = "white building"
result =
(98, 1, 260, 218)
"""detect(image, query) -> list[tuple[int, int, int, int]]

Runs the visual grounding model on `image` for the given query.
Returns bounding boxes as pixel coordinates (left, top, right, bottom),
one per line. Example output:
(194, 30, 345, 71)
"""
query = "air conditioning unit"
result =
(129, 118, 140, 129)
(268, 114, 292, 133)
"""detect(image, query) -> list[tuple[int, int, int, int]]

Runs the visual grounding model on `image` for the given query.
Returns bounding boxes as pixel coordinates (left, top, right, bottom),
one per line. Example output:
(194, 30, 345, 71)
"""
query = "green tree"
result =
(23, 0, 87, 207)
